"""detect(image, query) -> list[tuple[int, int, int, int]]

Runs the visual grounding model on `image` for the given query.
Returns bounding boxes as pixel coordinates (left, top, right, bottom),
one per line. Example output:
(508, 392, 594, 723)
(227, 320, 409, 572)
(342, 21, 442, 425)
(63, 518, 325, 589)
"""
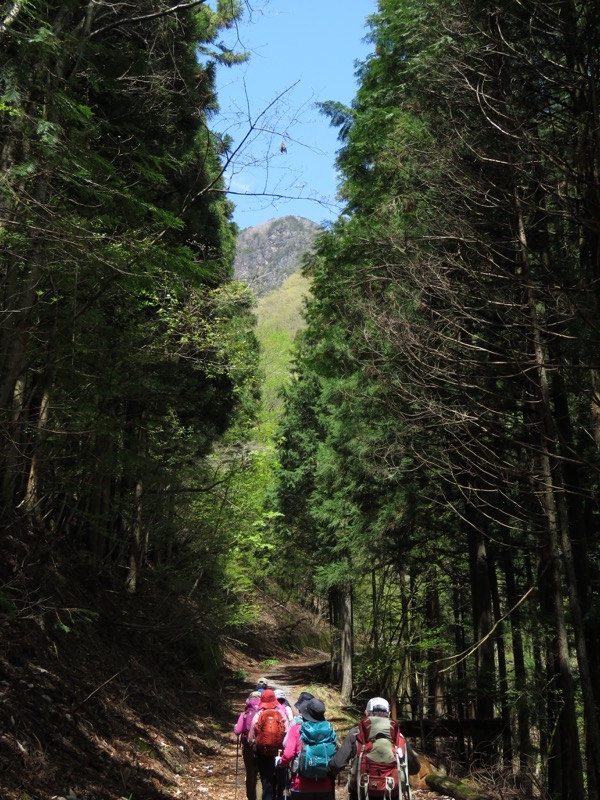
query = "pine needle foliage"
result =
(0, 1, 261, 637)
(271, 0, 600, 790)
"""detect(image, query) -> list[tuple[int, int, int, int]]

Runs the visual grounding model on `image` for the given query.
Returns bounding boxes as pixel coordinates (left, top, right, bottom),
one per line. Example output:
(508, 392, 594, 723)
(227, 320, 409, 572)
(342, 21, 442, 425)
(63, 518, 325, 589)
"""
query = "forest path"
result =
(197, 654, 331, 799)
(177, 653, 444, 800)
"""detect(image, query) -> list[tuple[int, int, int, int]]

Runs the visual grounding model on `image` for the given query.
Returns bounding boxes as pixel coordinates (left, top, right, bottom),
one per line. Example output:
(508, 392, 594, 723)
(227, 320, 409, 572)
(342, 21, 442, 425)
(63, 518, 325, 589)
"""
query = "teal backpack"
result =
(296, 720, 337, 780)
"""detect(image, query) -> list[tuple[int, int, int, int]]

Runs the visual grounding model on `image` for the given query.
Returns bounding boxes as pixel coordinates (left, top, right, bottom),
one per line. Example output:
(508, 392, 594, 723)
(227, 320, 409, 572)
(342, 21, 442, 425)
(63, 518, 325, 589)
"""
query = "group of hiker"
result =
(233, 677, 420, 800)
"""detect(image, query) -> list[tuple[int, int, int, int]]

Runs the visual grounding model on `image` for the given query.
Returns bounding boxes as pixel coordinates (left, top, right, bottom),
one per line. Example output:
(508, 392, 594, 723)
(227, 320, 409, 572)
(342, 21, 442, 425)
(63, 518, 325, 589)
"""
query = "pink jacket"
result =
(280, 722, 335, 794)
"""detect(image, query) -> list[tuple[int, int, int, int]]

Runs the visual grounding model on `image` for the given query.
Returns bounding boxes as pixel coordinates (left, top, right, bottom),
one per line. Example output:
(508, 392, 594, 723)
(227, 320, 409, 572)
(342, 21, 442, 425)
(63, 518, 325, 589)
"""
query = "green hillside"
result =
(255, 271, 311, 434)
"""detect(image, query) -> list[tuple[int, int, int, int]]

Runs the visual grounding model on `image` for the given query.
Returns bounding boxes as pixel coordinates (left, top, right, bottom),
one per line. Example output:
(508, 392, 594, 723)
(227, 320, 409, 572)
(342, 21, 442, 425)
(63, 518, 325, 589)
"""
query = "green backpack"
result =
(348, 716, 408, 799)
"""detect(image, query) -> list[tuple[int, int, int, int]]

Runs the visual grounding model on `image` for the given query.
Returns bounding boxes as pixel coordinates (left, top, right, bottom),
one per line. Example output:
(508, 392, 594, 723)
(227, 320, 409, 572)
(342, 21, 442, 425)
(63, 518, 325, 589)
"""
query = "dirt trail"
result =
(198, 656, 329, 800)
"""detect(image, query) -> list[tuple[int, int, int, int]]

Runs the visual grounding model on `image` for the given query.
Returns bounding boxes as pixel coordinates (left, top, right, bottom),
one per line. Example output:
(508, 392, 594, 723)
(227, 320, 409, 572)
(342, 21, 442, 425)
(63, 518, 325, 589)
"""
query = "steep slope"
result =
(234, 216, 317, 428)
(256, 271, 311, 420)
(0, 565, 330, 800)
(234, 216, 321, 297)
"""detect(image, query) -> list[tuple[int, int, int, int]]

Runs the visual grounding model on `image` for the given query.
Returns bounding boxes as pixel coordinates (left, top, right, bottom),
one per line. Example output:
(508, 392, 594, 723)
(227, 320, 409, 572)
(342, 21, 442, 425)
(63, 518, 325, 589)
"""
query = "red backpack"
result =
(253, 708, 286, 756)
(350, 716, 408, 799)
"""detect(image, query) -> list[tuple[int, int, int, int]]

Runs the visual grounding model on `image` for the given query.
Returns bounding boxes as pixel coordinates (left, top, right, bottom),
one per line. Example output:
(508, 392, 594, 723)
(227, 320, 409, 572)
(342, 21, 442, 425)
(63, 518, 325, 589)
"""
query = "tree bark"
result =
(466, 509, 495, 723)
(516, 190, 586, 800)
(426, 576, 444, 718)
(125, 406, 148, 594)
(340, 582, 353, 703)
(502, 546, 531, 777)
(426, 774, 493, 800)
(488, 552, 512, 763)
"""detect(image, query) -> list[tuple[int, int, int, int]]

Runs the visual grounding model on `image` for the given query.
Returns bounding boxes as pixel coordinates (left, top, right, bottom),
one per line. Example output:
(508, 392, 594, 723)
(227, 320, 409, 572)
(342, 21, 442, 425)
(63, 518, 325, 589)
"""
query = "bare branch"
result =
(182, 80, 301, 212)
(89, 0, 207, 38)
(71, 672, 121, 712)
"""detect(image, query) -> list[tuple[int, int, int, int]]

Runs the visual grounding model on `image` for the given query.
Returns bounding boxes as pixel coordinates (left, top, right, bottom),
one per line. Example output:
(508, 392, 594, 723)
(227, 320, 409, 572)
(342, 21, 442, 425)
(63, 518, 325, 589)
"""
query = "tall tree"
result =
(273, 0, 600, 792)
(0, 1, 260, 604)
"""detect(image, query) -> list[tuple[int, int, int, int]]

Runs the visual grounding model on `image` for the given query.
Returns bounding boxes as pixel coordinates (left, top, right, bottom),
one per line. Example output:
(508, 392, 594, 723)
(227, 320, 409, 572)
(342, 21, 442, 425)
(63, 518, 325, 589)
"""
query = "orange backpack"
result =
(253, 708, 286, 756)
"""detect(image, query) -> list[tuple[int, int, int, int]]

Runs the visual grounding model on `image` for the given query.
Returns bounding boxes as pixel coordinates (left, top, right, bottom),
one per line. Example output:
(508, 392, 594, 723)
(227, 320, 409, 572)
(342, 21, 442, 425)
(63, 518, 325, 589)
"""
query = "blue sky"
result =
(213, 1, 377, 230)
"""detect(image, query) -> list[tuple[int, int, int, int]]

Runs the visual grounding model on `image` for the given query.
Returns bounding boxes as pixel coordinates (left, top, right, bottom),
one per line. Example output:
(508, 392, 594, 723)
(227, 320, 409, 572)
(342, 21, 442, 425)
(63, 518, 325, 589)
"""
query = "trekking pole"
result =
(276, 748, 288, 800)
(234, 736, 240, 800)
(402, 758, 412, 800)
(284, 765, 291, 799)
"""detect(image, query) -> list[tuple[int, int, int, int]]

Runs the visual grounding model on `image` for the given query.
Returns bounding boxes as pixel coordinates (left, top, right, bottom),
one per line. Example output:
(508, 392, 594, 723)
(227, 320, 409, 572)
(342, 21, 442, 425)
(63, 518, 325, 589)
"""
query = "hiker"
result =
(234, 694, 261, 800)
(282, 691, 314, 751)
(277, 691, 312, 800)
(291, 692, 314, 724)
(248, 688, 290, 800)
(276, 697, 338, 799)
(275, 689, 295, 723)
(327, 696, 420, 798)
(257, 677, 269, 693)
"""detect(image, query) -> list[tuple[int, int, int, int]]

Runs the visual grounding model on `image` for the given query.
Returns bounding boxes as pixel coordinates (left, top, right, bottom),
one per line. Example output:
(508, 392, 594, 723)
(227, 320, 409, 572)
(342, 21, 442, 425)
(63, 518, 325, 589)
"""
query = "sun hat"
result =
(293, 691, 314, 712)
(248, 691, 261, 699)
(274, 689, 286, 700)
(300, 697, 326, 722)
(366, 697, 390, 714)
(259, 688, 279, 709)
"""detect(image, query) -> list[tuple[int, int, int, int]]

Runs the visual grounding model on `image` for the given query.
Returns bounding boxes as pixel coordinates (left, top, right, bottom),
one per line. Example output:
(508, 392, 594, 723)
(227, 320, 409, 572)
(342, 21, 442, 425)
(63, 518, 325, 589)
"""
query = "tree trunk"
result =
(21, 383, 50, 527)
(452, 583, 467, 762)
(426, 575, 444, 718)
(340, 582, 353, 703)
(466, 510, 495, 722)
(488, 552, 512, 764)
(502, 546, 532, 777)
(426, 774, 493, 800)
(329, 587, 341, 685)
(125, 407, 148, 594)
(516, 189, 596, 798)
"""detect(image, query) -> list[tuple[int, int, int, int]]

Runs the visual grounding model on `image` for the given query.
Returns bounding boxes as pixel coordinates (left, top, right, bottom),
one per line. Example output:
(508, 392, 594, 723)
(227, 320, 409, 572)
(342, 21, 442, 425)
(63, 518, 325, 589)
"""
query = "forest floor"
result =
(0, 566, 438, 800)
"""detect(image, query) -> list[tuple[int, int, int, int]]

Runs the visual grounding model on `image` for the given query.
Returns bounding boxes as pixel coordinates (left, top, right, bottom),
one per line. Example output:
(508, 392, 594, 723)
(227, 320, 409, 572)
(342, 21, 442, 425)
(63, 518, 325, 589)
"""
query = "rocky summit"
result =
(234, 216, 321, 297)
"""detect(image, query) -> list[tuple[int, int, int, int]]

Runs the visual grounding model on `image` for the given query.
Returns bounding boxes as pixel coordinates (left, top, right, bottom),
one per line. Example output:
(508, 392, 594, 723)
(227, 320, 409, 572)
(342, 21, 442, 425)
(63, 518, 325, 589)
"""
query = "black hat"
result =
(294, 691, 314, 712)
(301, 697, 326, 722)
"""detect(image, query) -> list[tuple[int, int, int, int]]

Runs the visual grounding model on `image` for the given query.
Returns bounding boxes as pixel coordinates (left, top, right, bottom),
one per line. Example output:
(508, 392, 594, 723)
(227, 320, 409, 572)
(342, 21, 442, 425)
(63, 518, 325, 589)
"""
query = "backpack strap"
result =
(395, 738, 412, 800)
(357, 744, 367, 800)
(392, 746, 402, 799)
(358, 766, 369, 800)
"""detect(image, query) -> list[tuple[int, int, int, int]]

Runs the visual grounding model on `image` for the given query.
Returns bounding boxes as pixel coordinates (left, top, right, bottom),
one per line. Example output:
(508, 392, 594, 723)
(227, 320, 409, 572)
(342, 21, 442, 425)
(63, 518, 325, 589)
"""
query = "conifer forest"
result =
(1, 2, 600, 800)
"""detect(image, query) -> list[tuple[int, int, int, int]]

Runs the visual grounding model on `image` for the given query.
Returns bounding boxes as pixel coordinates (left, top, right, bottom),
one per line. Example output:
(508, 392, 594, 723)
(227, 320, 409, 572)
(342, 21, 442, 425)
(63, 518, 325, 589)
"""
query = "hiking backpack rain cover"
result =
(253, 708, 286, 756)
(240, 701, 258, 744)
(296, 719, 337, 780)
(350, 716, 409, 800)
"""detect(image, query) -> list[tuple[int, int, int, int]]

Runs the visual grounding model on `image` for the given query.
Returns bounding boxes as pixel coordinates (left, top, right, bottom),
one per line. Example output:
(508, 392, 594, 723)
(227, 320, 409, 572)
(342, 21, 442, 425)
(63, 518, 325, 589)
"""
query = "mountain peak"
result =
(234, 215, 321, 297)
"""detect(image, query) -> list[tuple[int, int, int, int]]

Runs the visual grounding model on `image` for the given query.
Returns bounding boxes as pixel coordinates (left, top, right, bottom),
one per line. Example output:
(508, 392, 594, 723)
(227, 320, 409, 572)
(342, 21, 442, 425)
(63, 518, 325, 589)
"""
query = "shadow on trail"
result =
(261, 658, 331, 691)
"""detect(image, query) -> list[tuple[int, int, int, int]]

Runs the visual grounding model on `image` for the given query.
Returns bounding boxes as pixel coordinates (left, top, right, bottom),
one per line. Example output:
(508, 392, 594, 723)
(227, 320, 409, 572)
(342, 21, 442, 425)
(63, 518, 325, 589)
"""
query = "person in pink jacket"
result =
(276, 697, 337, 799)
(233, 693, 261, 800)
(248, 688, 290, 800)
